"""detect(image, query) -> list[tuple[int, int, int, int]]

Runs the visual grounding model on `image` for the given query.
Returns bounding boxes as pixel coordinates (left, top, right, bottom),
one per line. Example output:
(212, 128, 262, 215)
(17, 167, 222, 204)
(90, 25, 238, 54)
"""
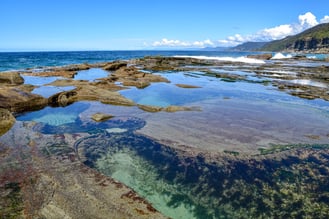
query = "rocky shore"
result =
(1, 55, 329, 218)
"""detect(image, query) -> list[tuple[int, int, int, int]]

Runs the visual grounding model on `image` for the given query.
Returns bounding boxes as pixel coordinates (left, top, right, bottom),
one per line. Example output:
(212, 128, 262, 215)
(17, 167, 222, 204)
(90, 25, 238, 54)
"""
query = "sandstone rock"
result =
(91, 113, 114, 122)
(49, 85, 135, 107)
(113, 66, 169, 89)
(122, 80, 150, 89)
(62, 63, 90, 71)
(0, 108, 16, 136)
(0, 72, 24, 85)
(0, 87, 47, 113)
(28, 70, 77, 78)
(103, 61, 127, 71)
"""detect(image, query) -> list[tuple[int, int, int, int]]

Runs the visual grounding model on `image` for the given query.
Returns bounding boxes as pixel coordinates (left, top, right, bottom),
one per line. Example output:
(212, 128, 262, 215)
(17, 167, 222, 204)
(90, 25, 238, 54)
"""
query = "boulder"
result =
(0, 72, 24, 85)
(0, 108, 16, 136)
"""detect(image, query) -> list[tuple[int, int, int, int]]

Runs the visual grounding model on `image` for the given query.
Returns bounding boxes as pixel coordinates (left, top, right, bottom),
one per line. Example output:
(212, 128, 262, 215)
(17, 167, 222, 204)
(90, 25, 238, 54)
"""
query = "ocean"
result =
(1, 50, 324, 72)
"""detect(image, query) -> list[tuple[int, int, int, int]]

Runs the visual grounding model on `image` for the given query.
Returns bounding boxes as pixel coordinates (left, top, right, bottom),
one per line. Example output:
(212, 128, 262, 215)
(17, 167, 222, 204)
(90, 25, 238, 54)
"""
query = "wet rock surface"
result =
(0, 118, 165, 219)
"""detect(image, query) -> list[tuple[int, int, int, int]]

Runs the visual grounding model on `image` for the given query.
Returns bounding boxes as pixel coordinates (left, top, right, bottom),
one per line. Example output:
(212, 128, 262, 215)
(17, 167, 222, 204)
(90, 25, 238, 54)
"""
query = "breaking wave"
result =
(173, 55, 265, 64)
(271, 53, 293, 60)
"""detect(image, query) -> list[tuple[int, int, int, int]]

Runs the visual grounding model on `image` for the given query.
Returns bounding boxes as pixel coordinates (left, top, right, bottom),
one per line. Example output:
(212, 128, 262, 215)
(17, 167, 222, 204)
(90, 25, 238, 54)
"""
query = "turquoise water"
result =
(17, 102, 90, 126)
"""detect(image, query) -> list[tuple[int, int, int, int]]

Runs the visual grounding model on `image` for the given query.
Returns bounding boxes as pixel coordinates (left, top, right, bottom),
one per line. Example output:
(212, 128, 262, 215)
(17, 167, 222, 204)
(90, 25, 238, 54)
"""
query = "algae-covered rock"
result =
(0, 108, 16, 136)
(164, 105, 201, 112)
(0, 72, 24, 85)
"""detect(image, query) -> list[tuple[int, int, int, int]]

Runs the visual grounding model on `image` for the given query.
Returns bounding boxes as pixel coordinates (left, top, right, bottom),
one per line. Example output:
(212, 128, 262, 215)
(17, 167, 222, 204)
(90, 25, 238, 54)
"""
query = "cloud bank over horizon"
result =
(151, 12, 329, 48)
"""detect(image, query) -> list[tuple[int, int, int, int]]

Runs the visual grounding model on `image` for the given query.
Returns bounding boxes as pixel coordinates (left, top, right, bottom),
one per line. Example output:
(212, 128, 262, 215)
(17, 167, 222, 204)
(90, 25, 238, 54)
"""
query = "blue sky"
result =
(0, 0, 328, 51)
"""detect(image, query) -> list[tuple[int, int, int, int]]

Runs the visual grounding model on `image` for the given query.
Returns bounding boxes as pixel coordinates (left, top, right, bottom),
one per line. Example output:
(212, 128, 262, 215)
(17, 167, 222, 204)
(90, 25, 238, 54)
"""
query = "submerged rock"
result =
(91, 113, 114, 122)
(0, 108, 16, 136)
(164, 105, 202, 112)
(137, 104, 201, 113)
(175, 84, 202, 88)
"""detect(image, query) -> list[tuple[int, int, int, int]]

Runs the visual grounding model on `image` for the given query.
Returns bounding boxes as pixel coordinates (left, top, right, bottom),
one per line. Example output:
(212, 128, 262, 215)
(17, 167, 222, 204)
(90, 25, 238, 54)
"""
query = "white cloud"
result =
(151, 12, 329, 48)
(219, 12, 328, 46)
(152, 38, 214, 48)
(320, 15, 329, 23)
(299, 12, 318, 27)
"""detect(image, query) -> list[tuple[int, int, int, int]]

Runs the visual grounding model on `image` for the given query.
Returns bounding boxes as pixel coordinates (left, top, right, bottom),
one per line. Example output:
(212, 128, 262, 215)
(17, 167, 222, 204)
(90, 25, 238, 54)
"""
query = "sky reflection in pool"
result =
(73, 68, 109, 81)
(119, 71, 325, 108)
(32, 86, 76, 98)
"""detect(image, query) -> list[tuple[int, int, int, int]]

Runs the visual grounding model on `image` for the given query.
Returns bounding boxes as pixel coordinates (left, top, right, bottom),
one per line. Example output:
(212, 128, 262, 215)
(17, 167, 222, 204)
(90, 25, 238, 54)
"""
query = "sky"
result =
(0, 0, 329, 51)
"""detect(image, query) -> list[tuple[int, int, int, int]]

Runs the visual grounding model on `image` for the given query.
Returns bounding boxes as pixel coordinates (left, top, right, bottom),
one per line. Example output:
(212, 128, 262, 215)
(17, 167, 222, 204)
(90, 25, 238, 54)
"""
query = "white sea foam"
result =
(173, 55, 265, 64)
(271, 53, 293, 60)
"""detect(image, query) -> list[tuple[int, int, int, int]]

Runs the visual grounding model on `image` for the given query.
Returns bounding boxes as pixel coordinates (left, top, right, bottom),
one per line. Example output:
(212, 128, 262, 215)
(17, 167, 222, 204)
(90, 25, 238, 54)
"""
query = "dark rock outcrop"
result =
(247, 53, 273, 60)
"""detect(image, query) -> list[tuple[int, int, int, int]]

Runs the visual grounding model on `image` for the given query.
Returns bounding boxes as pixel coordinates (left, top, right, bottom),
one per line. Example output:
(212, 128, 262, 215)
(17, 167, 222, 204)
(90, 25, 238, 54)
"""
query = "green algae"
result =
(78, 128, 329, 219)
(0, 183, 24, 219)
(258, 143, 329, 155)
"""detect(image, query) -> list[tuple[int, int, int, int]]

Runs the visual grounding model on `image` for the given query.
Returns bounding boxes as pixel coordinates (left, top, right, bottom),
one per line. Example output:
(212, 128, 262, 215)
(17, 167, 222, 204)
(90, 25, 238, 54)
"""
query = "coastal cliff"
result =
(260, 23, 329, 53)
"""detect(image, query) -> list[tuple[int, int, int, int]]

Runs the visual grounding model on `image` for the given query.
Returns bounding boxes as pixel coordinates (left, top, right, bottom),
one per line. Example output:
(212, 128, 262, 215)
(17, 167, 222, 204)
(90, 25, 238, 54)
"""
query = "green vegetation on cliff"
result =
(260, 23, 329, 52)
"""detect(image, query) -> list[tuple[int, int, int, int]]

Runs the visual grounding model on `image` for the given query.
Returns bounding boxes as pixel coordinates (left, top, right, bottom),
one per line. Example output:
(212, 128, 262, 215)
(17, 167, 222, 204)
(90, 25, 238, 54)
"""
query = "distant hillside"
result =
(231, 42, 267, 51)
(260, 23, 329, 53)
